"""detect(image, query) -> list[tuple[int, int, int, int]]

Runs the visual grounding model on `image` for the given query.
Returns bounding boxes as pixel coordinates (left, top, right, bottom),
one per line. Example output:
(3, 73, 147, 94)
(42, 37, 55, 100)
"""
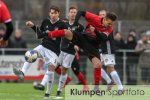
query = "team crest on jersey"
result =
(70, 26, 78, 31)
(46, 25, 49, 29)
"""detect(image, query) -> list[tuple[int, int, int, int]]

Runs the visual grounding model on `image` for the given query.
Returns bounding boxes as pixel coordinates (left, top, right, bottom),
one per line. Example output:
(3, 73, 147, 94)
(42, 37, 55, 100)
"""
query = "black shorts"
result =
(73, 31, 100, 61)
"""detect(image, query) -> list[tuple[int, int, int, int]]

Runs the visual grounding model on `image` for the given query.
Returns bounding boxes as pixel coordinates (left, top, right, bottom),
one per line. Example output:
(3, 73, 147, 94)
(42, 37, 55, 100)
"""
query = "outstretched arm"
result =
(75, 11, 86, 24)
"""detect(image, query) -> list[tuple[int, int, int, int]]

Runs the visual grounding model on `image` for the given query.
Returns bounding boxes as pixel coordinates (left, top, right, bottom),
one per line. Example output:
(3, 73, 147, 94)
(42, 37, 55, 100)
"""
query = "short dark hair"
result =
(69, 6, 77, 11)
(49, 5, 60, 13)
(106, 12, 117, 21)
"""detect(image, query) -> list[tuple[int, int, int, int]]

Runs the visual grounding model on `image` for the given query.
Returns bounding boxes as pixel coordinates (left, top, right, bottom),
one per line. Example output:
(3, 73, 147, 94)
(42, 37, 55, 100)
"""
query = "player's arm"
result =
(94, 29, 108, 41)
(107, 32, 115, 52)
(3, 21, 13, 41)
(76, 24, 84, 32)
(26, 20, 46, 39)
(74, 11, 86, 24)
(94, 25, 113, 41)
(75, 11, 99, 24)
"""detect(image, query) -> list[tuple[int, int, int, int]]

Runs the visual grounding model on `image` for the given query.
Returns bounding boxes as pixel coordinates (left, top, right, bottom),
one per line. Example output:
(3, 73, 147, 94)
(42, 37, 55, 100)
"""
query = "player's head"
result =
(103, 12, 117, 28)
(49, 6, 60, 22)
(99, 9, 107, 17)
(68, 6, 78, 20)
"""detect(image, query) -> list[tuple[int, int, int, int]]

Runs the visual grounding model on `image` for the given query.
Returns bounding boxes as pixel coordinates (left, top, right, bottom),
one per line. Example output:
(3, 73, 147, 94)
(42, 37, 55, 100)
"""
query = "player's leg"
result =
(101, 68, 112, 84)
(34, 47, 58, 98)
(107, 66, 124, 90)
(56, 51, 75, 98)
(13, 45, 42, 79)
(38, 29, 73, 40)
(91, 57, 102, 91)
(103, 54, 124, 94)
(76, 35, 102, 93)
(100, 54, 113, 90)
(71, 58, 88, 90)
(55, 66, 72, 87)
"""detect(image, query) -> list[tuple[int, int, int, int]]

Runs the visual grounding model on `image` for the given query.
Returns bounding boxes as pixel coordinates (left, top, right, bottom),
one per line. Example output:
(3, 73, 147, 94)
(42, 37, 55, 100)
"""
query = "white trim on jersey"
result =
(4, 18, 12, 23)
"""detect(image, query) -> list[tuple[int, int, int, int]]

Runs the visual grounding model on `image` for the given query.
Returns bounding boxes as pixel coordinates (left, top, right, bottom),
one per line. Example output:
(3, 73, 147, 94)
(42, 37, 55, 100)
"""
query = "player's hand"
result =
(26, 21, 34, 27)
(90, 25, 95, 32)
(74, 45, 80, 52)
(0, 38, 8, 48)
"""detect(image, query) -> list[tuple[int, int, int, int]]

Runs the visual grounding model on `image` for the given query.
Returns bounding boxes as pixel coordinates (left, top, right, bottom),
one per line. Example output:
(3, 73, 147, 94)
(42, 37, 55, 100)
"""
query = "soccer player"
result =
(54, 7, 89, 99)
(85, 9, 113, 90)
(88, 9, 124, 93)
(64, 7, 88, 91)
(37, 10, 117, 94)
(0, 0, 13, 47)
(13, 6, 68, 98)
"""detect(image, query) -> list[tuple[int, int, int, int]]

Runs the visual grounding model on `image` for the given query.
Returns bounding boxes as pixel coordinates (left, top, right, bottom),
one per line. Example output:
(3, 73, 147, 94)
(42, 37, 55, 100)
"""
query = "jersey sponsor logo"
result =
(68, 26, 78, 31)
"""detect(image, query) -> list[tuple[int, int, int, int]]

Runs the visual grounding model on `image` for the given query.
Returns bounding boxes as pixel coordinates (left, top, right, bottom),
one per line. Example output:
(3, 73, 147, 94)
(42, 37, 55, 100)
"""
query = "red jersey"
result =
(0, 0, 11, 23)
(84, 12, 113, 36)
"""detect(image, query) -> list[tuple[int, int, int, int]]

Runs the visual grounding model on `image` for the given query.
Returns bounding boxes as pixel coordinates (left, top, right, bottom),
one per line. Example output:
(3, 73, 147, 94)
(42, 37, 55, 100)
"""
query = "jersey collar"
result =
(49, 18, 60, 24)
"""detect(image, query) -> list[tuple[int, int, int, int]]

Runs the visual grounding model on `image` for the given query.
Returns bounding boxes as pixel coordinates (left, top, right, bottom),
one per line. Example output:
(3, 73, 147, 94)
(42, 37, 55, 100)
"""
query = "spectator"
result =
(125, 34, 138, 84)
(11, 29, 27, 55)
(0, 0, 13, 47)
(129, 29, 138, 40)
(135, 32, 150, 84)
(0, 26, 12, 48)
(114, 31, 125, 81)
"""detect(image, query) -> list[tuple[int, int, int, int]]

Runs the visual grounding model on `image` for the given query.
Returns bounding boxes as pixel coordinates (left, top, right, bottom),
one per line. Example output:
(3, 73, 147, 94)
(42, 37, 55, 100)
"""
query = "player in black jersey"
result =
(13, 6, 68, 99)
(54, 7, 89, 99)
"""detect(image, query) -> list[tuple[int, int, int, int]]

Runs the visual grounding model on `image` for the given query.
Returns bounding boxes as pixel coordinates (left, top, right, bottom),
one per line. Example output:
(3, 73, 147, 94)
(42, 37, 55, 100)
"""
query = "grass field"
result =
(0, 83, 150, 100)
(0, 83, 64, 100)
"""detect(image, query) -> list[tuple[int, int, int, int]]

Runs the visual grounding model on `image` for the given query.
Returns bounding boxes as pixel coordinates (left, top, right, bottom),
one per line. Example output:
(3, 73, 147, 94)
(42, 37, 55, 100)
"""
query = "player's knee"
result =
(92, 57, 102, 68)
(107, 65, 115, 73)
(93, 61, 102, 68)
(64, 30, 73, 40)
(62, 67, 68, 75)
(48, 65, 56, 71)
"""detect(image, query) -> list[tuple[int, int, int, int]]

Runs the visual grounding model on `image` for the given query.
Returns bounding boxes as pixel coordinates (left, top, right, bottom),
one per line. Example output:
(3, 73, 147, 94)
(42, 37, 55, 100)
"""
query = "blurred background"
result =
(0, 0, 150, 85)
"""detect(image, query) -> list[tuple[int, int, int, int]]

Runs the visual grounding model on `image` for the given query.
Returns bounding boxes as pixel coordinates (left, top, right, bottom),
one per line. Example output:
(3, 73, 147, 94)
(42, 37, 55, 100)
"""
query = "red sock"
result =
(77, 72, 87, 85)
(48, 30, 65, 38)
(64, 77, 72, 87)
(55, 67, 61, 75)
(94, 67, 101, 85)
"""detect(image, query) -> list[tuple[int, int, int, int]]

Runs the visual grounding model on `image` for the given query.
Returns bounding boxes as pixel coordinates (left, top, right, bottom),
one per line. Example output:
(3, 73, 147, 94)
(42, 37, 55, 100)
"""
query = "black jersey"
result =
(60, 22, 84, 55)
(99, 32, 115, 54)
(32, 18, 68, 55)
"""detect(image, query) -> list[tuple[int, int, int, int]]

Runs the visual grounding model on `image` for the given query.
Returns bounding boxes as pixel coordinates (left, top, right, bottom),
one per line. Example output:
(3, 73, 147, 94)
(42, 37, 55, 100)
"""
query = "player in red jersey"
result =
(0, 0, 13, 47)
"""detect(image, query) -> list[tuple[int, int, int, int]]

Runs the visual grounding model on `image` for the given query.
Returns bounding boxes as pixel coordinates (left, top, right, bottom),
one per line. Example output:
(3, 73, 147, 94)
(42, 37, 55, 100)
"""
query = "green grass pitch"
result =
(0, 83, 150, 100)
(0, 83, 65, 100)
